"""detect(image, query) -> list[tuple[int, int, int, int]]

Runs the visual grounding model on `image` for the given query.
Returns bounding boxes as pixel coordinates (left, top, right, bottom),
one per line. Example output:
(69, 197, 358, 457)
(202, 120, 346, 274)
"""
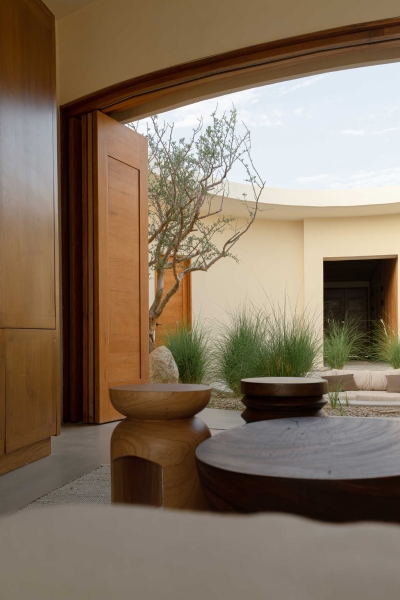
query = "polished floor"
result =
(0, 408, 242, 517)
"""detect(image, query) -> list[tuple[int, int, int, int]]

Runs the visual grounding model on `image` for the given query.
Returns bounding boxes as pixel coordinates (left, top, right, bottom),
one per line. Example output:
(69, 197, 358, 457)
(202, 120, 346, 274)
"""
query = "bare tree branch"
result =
(132, 107, 266, 350)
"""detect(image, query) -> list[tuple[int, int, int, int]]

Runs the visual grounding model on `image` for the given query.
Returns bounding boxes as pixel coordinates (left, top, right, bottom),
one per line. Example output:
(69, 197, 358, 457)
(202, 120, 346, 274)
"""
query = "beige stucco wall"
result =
(150, 211, 400, 342)
(304, 215, 400, 340)
(189, 218, 304, 324)
(56, 0, 400, 105)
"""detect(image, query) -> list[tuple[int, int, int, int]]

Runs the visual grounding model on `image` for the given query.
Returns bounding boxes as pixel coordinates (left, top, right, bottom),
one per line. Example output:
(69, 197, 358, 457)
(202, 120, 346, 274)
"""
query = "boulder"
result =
(149, 346, 179, 384)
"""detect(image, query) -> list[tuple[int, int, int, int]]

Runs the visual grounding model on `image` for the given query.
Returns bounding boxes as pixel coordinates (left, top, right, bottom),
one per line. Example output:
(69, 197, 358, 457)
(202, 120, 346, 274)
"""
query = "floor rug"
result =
(20, 465, 111, 511)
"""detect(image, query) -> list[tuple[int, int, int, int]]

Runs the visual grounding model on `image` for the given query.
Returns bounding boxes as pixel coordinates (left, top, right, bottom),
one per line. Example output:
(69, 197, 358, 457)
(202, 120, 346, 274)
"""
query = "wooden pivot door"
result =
(155, 263, 192, 346)
(84, 112, 149, 423)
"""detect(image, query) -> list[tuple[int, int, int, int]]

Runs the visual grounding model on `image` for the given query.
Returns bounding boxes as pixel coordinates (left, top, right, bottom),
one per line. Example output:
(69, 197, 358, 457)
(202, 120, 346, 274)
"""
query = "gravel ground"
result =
(208, 390, 400, 418)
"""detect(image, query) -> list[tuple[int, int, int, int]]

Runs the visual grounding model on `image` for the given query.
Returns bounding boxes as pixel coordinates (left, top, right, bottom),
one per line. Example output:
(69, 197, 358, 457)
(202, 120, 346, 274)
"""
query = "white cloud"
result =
(294, 108, 304, 116)
(276, 74, 327, 96)
(296, 174, 329, 183)
(341, 129, 365, 136)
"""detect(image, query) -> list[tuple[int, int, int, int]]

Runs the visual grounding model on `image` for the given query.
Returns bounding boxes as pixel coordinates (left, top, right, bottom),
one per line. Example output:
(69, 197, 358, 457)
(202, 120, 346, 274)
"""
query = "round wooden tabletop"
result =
(196, 417, 400, 522)
(241, 377, 327, 397)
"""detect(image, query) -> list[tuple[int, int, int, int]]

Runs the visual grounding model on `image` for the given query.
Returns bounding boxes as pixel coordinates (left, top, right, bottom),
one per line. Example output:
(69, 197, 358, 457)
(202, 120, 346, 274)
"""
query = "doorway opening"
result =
(323, 257, 399, 353)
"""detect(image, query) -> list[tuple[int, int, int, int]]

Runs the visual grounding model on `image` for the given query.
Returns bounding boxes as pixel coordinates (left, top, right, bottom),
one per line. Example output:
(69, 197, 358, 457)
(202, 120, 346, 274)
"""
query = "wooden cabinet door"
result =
(87, 112, 149, 423)
(155, 263, 192, 346)
(5, 330, 58, 454)
(0, 0, 56, 330)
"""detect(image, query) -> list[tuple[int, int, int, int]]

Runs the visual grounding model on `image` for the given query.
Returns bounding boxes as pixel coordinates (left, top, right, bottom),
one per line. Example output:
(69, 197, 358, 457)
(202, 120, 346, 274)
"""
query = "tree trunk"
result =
(149, 315, 157, 353)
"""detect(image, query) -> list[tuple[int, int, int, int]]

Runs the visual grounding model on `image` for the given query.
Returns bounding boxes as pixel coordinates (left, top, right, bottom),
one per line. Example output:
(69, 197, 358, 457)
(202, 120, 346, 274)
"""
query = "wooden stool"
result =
(109, 384, 211, 510)
(240, 377, 328, 422)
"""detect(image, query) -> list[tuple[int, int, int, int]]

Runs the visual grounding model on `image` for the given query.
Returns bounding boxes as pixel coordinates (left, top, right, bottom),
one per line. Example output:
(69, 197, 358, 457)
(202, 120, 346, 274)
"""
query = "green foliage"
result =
(324, 318, 366, 369)
(213, 306, 268, 396)
(161, 321, 210, 384)
(263, 304, 320, 377)
(214, 303, 320, 395)
(371, 320, 400, 368)
(327, 389, 349, 414)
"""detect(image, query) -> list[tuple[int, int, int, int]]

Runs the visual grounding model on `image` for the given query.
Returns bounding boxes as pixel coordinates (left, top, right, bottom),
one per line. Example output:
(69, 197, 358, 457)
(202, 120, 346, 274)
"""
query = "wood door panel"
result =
(0, 0, 56, 330)
(156, 264, 192, 346)
(88, 111, 149, 423)
(108, 158, 141, 383)
(5, 330, 57, 454)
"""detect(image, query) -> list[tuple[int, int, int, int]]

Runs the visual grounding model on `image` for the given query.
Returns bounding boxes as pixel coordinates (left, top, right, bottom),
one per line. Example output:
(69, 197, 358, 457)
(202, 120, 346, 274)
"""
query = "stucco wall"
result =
(149, 212, 400, 343)
(56, 0, 400, 105)
(304, 215, 400, 339)
(190, 218, 304, 324)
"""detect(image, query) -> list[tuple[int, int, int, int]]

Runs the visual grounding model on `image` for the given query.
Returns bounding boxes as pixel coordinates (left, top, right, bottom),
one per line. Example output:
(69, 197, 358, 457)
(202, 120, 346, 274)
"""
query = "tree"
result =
(131, 108, 265, 351)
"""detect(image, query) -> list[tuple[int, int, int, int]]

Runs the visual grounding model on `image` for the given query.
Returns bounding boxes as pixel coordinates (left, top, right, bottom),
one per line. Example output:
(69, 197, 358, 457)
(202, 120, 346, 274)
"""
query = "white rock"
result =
(149, 346, 179, 384)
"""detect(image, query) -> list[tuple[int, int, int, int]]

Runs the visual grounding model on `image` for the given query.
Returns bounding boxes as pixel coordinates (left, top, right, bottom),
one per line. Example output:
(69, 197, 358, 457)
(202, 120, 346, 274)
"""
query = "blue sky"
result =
(135, 63, 400, 191)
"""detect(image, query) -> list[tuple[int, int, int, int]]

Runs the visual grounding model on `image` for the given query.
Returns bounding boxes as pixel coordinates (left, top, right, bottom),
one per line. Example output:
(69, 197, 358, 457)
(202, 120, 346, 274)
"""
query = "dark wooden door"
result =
(324, 287, 369, 334)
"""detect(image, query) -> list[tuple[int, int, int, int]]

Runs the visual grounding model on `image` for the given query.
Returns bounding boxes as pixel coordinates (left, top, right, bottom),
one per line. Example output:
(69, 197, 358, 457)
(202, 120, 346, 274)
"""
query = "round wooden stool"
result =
(240, 377, 328, 422)
(109, 383, 211, 510)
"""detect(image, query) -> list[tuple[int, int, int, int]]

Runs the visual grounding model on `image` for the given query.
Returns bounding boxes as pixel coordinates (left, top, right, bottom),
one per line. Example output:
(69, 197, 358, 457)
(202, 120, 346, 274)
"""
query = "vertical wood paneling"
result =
(88, 111, 149, 423)
(382, 258, 398, 332)
(0, 332, 5, 456)
(67, 117, 83, 422)
(0, 0, 60, 474)
(5, 330, 57, 454)
(156, 263, 192, 346)
(0, 0, 56, 329)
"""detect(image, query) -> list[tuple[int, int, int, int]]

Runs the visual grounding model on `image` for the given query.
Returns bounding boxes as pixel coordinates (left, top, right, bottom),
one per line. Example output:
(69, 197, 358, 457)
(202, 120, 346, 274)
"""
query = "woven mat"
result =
(19, 465, 111, 511)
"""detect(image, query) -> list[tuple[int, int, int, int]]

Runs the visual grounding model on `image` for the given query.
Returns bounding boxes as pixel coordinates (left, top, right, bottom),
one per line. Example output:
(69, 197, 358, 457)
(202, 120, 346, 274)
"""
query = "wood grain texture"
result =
(0, 0, 57, 329)
(5, 329, 58, 454)
(0, 438, 51, 477)
(241, 377, 328, 397)
(0, 332, 5, 456)
(67, 117, 83, 422)
(155, 261, 192, 346)
(90, 111, 149, 423)
(382, 257, 398, 332)
(111, 417, 210, 510)
(110, 383, 211, 420)
(240, 377, 327, 422)
(60, 18, 400, 120)
(112, 456, 163, 506)
(196, 417, 400, 522)
(0, 0, 60, 469)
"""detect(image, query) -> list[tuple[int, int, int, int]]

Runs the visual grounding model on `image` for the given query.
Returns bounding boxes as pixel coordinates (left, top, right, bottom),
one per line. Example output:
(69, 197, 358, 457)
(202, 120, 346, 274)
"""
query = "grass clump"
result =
(263, 304, 320, 377)
(371, 320, 400, 369)
(214, 302, 320, 395)
(161, 321, 210, 384)
(213, 306, 267, 396)
(324, 318, 366, 369)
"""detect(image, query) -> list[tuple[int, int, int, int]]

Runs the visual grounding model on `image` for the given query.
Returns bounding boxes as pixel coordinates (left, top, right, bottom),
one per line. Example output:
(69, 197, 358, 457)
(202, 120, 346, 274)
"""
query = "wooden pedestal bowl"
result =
(109, 383, 212, 420)
(240, 377, 328, 423)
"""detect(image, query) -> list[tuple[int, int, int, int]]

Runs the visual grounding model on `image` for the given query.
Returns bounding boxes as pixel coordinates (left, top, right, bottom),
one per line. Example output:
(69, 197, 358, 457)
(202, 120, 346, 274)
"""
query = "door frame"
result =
(60, 17, 400, 421)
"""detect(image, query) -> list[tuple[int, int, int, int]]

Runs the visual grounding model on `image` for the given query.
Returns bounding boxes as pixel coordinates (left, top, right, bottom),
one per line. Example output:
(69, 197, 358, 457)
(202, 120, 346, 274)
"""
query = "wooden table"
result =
(110, 383, 211, 510)
(240, 376, 328, 422)
(196, 417, 400, 523)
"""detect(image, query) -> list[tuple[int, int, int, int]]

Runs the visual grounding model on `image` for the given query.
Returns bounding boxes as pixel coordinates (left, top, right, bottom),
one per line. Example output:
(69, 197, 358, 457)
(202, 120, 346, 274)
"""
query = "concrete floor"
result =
(0, 408, 242, 517)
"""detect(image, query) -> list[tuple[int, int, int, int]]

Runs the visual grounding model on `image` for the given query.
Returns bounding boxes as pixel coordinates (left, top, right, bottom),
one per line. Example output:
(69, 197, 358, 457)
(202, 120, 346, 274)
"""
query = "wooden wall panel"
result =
(0, 0, 56, 329)
(382, 258, 398, 332)
(0, 0, 60, 474)
(5, 330, 58, 454)
(67, 117, 84, 422)
(156, 264, 192, 346)
(0, 332, 5, 456)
